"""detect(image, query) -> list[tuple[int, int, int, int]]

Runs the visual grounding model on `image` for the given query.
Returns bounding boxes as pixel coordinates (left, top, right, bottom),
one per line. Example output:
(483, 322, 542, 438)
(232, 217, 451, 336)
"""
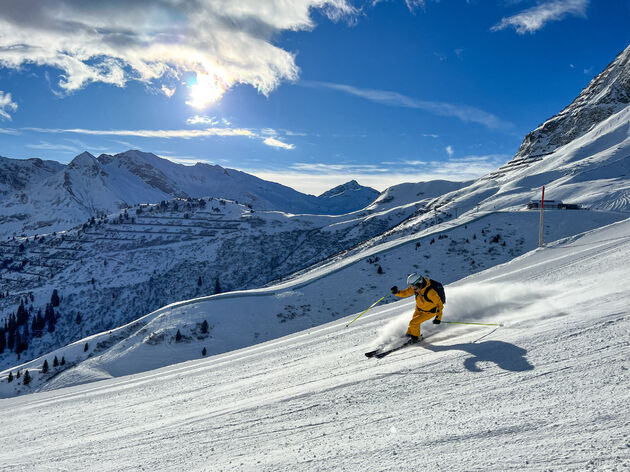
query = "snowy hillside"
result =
(0, 192, 430, 372)
(1, 206, 628, 471)
(0, 150, 379, 238)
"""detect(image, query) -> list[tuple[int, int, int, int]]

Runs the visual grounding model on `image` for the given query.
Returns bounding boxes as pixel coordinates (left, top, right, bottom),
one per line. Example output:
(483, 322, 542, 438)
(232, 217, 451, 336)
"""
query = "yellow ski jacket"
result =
(395, 284, 443, 319)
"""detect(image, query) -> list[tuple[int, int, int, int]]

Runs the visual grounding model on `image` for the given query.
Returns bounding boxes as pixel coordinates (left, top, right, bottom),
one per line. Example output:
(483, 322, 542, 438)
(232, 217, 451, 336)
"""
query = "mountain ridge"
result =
(0, 151, 381, 238)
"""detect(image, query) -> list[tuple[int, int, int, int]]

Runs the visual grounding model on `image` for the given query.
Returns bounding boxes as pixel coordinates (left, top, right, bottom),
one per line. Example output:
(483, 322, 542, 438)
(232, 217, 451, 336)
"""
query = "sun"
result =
(187, 72, 228, 109)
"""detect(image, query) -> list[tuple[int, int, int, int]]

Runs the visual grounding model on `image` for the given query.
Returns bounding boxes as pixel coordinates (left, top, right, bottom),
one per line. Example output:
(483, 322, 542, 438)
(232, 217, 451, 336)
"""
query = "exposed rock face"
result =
(0, 156, 64, 199)
(514, 45, 630, 162)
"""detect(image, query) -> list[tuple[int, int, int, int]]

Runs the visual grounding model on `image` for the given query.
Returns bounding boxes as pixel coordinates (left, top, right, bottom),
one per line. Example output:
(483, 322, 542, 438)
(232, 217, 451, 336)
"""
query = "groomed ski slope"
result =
(1, 218, 630, 471)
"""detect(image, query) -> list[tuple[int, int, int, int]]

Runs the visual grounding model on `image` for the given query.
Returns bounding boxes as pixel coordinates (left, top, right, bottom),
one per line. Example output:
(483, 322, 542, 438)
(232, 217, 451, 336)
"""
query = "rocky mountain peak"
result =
(66, 152, 103, 179)
(318, 180, 375, 199)
(68, 151, 98, 168)
(512, 44, 630, 162)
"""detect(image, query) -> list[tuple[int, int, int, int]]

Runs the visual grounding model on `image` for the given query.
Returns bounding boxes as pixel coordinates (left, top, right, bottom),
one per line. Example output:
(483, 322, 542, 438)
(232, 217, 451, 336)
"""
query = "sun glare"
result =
(187, 72, 228, 109)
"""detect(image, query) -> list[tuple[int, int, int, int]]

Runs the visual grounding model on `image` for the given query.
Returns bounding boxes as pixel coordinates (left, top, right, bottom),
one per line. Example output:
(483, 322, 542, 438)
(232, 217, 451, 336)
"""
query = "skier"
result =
(390, 273, 444, 343)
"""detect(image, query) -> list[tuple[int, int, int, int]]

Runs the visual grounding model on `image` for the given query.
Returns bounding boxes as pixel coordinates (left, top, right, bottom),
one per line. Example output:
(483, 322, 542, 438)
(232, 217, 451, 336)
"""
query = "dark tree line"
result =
(0, 289, 62, 356)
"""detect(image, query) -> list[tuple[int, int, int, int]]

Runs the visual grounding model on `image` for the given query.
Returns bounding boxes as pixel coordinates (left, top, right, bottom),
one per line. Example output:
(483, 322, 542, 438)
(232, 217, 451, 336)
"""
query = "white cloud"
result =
(24, 126, 254, 139)
(249, 154, 511, 194)
(0, 127, 19, 135)
(263, 137, 295, 150)
(492, 0, 588, 34)
(290, 162, 389, 173)
(406, 0, 426, 13)
(0, 1, 355, 107)
(283, 129, 308, 137)
(27, 141, 80, 152)
(445, 145, 454, 157)
(161, 85, 176, 98)
(0, 91, 18, 120)
(305, 81, 512, 130)
(22, 124, 299, 149)
(186, 115, 219, 126)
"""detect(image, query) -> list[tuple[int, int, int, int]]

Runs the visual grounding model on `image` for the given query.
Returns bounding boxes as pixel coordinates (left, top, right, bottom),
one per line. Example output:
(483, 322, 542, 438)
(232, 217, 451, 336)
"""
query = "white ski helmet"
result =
(407, 273, 425, 287)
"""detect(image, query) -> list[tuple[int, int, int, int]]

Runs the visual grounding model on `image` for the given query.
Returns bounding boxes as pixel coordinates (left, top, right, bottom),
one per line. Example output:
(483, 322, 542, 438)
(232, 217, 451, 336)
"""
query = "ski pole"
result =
(345, 295, 387, 328)
(443, 321, 503, 327)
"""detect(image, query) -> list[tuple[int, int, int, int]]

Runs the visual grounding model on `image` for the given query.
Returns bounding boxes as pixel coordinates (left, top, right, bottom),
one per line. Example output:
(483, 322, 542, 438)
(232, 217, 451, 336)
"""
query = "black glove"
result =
(432, 318, 441, 325)
(390, 286, 398, 294)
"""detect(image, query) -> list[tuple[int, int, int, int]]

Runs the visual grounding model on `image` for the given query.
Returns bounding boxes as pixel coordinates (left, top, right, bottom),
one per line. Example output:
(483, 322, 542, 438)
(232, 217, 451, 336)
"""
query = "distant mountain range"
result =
(0, 150, 380, 238)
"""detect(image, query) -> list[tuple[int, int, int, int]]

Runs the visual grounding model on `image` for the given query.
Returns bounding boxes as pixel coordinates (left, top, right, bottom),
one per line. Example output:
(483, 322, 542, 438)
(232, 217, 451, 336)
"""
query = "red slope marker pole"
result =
(539, 185, 545, 247)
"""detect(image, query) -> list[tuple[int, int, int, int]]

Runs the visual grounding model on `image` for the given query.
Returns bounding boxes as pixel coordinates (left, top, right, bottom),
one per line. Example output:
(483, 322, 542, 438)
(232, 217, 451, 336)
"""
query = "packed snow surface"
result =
(1, 217, 629, 471)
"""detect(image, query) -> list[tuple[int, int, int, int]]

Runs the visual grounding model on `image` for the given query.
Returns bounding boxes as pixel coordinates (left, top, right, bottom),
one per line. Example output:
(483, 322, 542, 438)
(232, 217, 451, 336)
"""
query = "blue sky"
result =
(0, 0, 628, 194)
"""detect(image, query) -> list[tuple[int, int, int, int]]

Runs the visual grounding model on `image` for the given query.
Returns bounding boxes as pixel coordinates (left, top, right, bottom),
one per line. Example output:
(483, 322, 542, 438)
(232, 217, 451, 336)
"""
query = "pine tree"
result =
(51, 289, 60, 307)
(8, 371, 13, 383)
(42, 360, 49, 374)
(201, 320, 209, 334)
(7, 324, 15, 352)
(53, 356, 59, 367)
(61, 356, 66, 366)
(175, 329, 182, 342)
(45, 303, 56, 333)
(214, 278, 222, 294)
(14, 330, 22, 354)
(23, 370, 31, 385)
(377, 265, 384, 274)
(75, 312, 82, 324)
(84, 342, 89, 352)
(197, 276, 203, 287)
(17, 301, 28, 326)
(202, 347, 207, 356)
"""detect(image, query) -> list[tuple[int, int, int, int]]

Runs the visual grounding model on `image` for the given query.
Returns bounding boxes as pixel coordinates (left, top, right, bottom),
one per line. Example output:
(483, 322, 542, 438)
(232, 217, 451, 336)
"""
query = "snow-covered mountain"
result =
(0, 150, 379, 238)
(0, 155, 63, 199)
(510, 43, 630, 167)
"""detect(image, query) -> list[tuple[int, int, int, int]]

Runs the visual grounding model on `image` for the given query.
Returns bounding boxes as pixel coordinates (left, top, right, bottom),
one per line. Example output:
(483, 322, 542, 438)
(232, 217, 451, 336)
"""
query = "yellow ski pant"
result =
(406, 309, 440, 337)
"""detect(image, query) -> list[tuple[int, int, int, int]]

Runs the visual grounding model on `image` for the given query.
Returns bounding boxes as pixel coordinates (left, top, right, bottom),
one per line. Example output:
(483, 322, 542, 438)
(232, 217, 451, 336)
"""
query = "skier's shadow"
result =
(426, 340, 534, 372)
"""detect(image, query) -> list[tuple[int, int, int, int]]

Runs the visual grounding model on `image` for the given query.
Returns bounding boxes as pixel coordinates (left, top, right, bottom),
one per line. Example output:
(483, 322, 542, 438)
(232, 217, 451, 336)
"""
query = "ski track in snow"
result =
(1, 218, 630, 471)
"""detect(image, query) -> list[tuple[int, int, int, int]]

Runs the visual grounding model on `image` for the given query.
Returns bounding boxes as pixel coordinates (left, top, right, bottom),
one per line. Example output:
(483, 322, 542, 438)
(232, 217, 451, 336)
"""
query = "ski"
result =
(365, 337, 419, 359)
(364, 348, 381, 358)
(374, 341, 413, 359)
